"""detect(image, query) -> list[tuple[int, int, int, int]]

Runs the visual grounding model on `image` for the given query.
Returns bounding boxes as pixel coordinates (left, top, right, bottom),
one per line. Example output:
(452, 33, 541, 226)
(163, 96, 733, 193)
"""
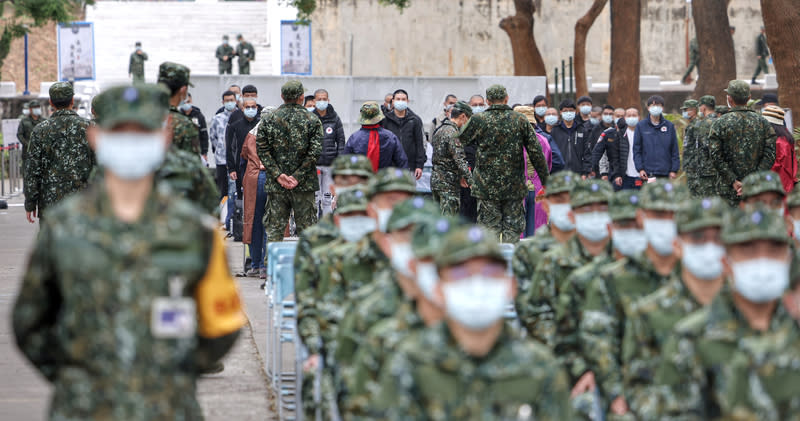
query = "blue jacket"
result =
(633, 117, 680, 176)
(535, 127, 565, 173)
(344, 126, 409, 169)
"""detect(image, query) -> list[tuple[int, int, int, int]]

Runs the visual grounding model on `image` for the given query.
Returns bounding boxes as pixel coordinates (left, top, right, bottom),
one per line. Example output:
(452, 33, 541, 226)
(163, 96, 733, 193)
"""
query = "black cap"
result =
(759, 93, 779, 106)
(577, 95, 593, 105)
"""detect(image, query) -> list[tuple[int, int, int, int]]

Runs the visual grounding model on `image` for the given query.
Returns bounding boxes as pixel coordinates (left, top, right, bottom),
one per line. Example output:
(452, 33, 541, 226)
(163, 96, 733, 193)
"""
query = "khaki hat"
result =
(722, 204, 790, 245)
(93, 84, 170, 130)
(435, 225, 505, 268)
(358, 101, 384, 125)
(513, 105, 537, 124)
(761, 105, 785, 126)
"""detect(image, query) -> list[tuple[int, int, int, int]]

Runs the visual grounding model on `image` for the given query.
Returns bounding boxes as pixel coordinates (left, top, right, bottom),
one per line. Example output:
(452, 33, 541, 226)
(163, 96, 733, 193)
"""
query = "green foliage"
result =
(291, 0, 409, 23)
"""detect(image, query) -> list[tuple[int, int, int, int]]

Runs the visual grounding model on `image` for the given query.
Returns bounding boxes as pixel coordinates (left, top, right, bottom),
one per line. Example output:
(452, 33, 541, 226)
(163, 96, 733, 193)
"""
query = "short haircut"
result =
(444, 94, 457, 102)
(602, 104, 615, 112)
(314, 89, 329, 97)
(229, 84, 240, 90)
(304, 95, 315, 105)
(646, 95, 665, 106)
(242, 97, 258, 105)
(577, 95, 593, 105)
(592, 106, 603, 113)
(470, 94, 485, 101)
(450, 107, 469, 119)
(532, 95, 547, 106)
(559, 99, 576, 110)
(222, 90, 235, 99)
(242, 85, 258, 95)
(51, 97, 72, 109)
(393, 89, 409, 99)
(163, 80, 185, 96)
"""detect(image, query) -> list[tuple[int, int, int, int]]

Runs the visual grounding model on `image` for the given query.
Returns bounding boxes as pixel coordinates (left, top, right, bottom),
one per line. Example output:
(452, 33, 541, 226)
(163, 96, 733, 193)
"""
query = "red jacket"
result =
(771, 134, 796, 193)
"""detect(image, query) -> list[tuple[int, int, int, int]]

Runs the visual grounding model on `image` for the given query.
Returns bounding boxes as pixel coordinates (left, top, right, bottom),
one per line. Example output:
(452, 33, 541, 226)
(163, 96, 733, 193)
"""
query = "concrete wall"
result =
(310, 0, 766, 83)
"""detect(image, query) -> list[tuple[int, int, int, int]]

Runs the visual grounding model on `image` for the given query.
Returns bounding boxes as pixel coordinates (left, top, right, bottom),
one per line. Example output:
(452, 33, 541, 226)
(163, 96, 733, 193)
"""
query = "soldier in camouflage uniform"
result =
(16, 100, 45, 163)
(430, 100, 472, 216)
(215, 35, 234, 75)
(707, 80, 776, 205)
(683, 95, 718, 197)
(13, 84, 244, 420)
(156, 143, 220, 215)
(24, 83, 94, 223)
(512, 171, 578, 295)
(740, 170, 785, 212)
(580, 180, 684, 417)
(655, 204, 800, 420)
(257, 80, 322, 268)
(620, 196, 728, 419)
(459, 84, 549, 243)
(375, 224, 573, 420)
(157, 62, 201, 155)
(128, 41, 148, 83)
(235, 34, 255, 75)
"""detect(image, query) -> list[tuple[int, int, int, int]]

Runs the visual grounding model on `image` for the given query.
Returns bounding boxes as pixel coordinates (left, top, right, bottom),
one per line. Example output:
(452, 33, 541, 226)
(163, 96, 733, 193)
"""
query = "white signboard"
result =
(2, 119, 20, 147)
(57, 22, 95, 81)
(281, 20, 312, 75)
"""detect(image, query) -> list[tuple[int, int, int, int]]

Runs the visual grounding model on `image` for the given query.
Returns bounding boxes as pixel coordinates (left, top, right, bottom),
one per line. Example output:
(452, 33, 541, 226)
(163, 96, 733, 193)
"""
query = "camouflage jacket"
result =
(169, 107, 200, 155)
(683, 114, 718, 182)
(256, 103, 323, 193)
(707, 107, 776, 199)
(376, 322, 574, 420)
(16, 115, 45, 159)
(621, 277, 704, 419)
(128, 51, 148, 76)
(655, 287, 800, 421)
(215, 44, 235, 64)
(156, 146, 220, 215)
(23, 109, 93, 214)
(580, 253, 680, 402)
(430, 120, 471, 192)
(512, 225, 561, 294)
(12, 182, 241, 420)
(235, 41, 255, 65)
(459, 104, 549, 200)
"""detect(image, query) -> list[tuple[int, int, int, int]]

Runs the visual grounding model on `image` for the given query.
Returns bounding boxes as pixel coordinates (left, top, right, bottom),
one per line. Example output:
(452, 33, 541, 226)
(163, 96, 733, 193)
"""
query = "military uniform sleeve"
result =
(620, 304, 667, 418)
(16, 119, 27, 144)
(256, 118, 282, 181)
(516, 255, 558, 346)
(579, 274, 624, 401)
(196, 163, 220, 214)
(523, 122, 550, 185)
(707, 120, 737, 186)
(682, 124, 697, 176)
(294, 241, 323, 354)
(653, 332, 706, 419)
(375, 347, 426, 420)
(458, 116, 478, 147)
(291, 116, 323, 181)
(554, 271, 589, 380)
(446, 129, 472, 182)
(23, 127, 43, 212)
(512, 242, 537, 294)
(757, 122, 777, 171)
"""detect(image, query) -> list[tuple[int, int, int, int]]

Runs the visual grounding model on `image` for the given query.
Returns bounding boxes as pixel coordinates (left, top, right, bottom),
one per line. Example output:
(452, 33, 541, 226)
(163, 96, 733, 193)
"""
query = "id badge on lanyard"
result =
(151, 277, 197, 339)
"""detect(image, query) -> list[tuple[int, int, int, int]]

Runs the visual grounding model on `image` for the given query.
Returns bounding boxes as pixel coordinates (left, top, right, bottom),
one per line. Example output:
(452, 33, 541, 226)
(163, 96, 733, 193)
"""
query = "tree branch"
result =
(574, 0, 608, 97)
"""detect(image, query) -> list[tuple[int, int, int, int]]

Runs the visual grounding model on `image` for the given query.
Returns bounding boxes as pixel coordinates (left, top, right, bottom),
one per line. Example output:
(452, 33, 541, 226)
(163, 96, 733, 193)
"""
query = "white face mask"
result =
(393, 100, 408, 111)
(548, 203, 575, 231)
(731, 257, 790, 303)
(534, 106, 547, 117)
(96, 132, 166, 180)
(602, 114, 614, 125)
(579, 105, 593, 115)
(390, 242, 414, 278)
(315, 100, 329, 111)
(793, 220, 800, 240)
(306, 107, 316, 113)
(415, 262, 439, 301)
(375, 207, 393, 233)
(544, 115, 559, 126)
(612, 228, 647, 257)
(32, 108, 42, 116)
(442, 276, 510, 330)
(643, 218, 677, 256)
(22, 109, 30, 116)
(338, 215, 376, 243)
(223, 101, 237, 111)
(574, 211, 611, 242)
(681, 242, 725, 280)
(625, 117, 639, 127)
(648, 105, 663, 117)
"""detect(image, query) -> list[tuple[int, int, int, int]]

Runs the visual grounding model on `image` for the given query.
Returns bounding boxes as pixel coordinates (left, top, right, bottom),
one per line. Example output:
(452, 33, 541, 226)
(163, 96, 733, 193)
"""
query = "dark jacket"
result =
(344, 126, 408, 170)
(226, 115, 260, 190)
(185, 106, 209, 155)
(228, 104, 263, 127)
(633, 117, 680, 176)
(535, 127, 565, 173)
(314, 105, 346, 166)
(549, 121, 593, 175)
(592, 125, 630, 181)
(381, 108, 426, 170)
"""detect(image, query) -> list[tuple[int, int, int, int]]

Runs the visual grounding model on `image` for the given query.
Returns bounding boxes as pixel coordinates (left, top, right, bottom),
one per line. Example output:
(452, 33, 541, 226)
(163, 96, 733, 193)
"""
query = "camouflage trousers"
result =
(687, 175, 718, 199)
(572, 389, 603, 421)
(432, 187, 461, 216)
(477, 198, 524, 244)
(263, 191, 317, 268)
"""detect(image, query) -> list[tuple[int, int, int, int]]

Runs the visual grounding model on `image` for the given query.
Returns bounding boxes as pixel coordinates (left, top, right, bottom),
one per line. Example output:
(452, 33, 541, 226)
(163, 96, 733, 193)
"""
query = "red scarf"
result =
(363, 124, 381, 172)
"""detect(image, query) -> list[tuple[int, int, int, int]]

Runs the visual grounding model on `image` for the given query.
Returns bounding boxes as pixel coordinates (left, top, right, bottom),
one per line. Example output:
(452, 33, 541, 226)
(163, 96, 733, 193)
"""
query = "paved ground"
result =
(0, 194, 277, 420)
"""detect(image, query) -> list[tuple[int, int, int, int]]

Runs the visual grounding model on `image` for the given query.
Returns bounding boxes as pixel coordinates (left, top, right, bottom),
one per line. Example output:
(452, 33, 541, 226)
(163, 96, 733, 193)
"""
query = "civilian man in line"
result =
(633, 95, 680, 181)
(313, 88, 346, 215)
(382, 89, 426, 180)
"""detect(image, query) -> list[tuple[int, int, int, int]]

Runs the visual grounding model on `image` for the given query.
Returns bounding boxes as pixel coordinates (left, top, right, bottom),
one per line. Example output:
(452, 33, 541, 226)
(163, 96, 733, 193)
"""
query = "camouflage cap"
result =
(435, 224, 505, 268)
(386, 196, 439, 232)
(331, 154, 374, 178)
(570, 179, 612, 209)
(722, 203, 790, 245)
(49, 82, 74, 103)
(29, 99, 41, 108)
(222, 35, 229, 41)
(451, 100, 473, 118)
(699, 95, 716, 108)
(715, 105, 729, 115)
(640, 179, 687, 212)
(485, 84, 508, 101)
(358, 101, 384, 125)
(412, 216, 457, 259)
(786, 186, 800, 209)
(680, 99, 699, 110)
(93, 84, 170, 130)
(741, 170, 785, 199)
(724, 79, 750, 101)
(21, 101, 29, 109)
(367, 167, 417, 198)
(90, 95, 101, 113)
(158, 62, 193, 87)
(544, 171, 578, 197)
(609, 190, 641, 222)
(676, 197, 728, 233)
(281, 80, 304, 101)
(334, 187, 369, 215)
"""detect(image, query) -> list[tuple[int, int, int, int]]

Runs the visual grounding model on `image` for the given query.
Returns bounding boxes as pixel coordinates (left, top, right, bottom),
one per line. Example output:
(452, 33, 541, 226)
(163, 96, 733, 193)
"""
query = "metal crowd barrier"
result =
(0, 143, 23, 199)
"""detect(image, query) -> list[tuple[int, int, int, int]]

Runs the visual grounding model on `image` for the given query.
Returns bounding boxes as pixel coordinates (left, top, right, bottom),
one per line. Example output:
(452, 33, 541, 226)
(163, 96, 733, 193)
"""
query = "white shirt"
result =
(626, 127, 638, 177)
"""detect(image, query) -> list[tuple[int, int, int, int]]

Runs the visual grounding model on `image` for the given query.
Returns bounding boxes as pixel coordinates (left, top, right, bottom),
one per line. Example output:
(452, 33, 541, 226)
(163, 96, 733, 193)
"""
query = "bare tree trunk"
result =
(499, 0, 547, 76)
(691, 0, 736, 104)
(574, 0, 608, 97)
(607, 0, 641, 109)
(761, 0, 800, 123)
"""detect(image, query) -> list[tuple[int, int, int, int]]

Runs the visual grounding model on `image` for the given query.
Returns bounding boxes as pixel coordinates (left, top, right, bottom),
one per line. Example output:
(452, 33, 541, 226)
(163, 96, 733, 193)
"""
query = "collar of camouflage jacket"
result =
(706, 285, 798, 342)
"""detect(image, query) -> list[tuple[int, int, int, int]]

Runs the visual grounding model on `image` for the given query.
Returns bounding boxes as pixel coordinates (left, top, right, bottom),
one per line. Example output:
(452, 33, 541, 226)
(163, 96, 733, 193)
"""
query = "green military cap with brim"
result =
(485, 84, 508, 101)
(21, 101, 29, 109)
(386, 196, 440, 232)
(715, 105, 729, 115)
(640, 179, 687, 212)
(724, 79, 750, 102)
(29, 99, 40, 107)
(222, 35, 229, 41)
(435, 224, 505, 269)
(49, 82, 74, 103)
(332, 154, 374, 178)
(722, 203, 790, 245)
(412, 216, 458, 259)
(676, 197, 728, 233)
(451, 100, 473, 118)
(236, 33, 243, 39)
(158, 62, 193, 87)
(368, 167, 417, 198)
(570, 179, 613, 209)
(786, 186, 800, 209)
(699, 95, 716, 108)
(358, 101, 384, 125)
(609, 190, 641, 222)
(281, 80, 304, 101)
(334, 187, 369, 215)
(93, 84, 170, 130)
(544, 170, 578, 197)
(681, 99, 699, 110)
(741, 170, 785, 199)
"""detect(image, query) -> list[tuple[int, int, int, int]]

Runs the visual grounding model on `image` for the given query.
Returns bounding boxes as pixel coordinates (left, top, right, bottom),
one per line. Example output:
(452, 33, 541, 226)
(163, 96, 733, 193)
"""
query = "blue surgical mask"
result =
(612, 228, 647, 257)
(32, 108, 42, 117)
(472, 105, 486, 114)
(544, 115, 559, 126)
(574, 211, 611, 242)
(589, 117, 599, 126)
(415, 262, 439, 301)
(561, 111, 576, 122)
(625, 117, 639, 127)
(731, 257, 790, 303)
(682, 242, 725, 280)
(443, 276, 510, 330)
(338, 215, 376, 243)
(393, 100, 408, 111)
(602, 114, 614, 125)
(580, 105, 592, 115)
(548, 203, 575, 231)
(235, 94, 242, 102)
(682, 111, 690, 119)
(390, 242, 414, 278)
(649, 105, 663, 117)
(224, 101, 236, 112)
(793, 220, 800, 240)
(643, 218, 676, 256)
(534, 106, 547, 116)
(96, 132, 166, 180)
(179, 102, 192, 112)
(315, 100, 329, 111)
(244, 108, 258, 118)
(306, 107, 316, 113)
